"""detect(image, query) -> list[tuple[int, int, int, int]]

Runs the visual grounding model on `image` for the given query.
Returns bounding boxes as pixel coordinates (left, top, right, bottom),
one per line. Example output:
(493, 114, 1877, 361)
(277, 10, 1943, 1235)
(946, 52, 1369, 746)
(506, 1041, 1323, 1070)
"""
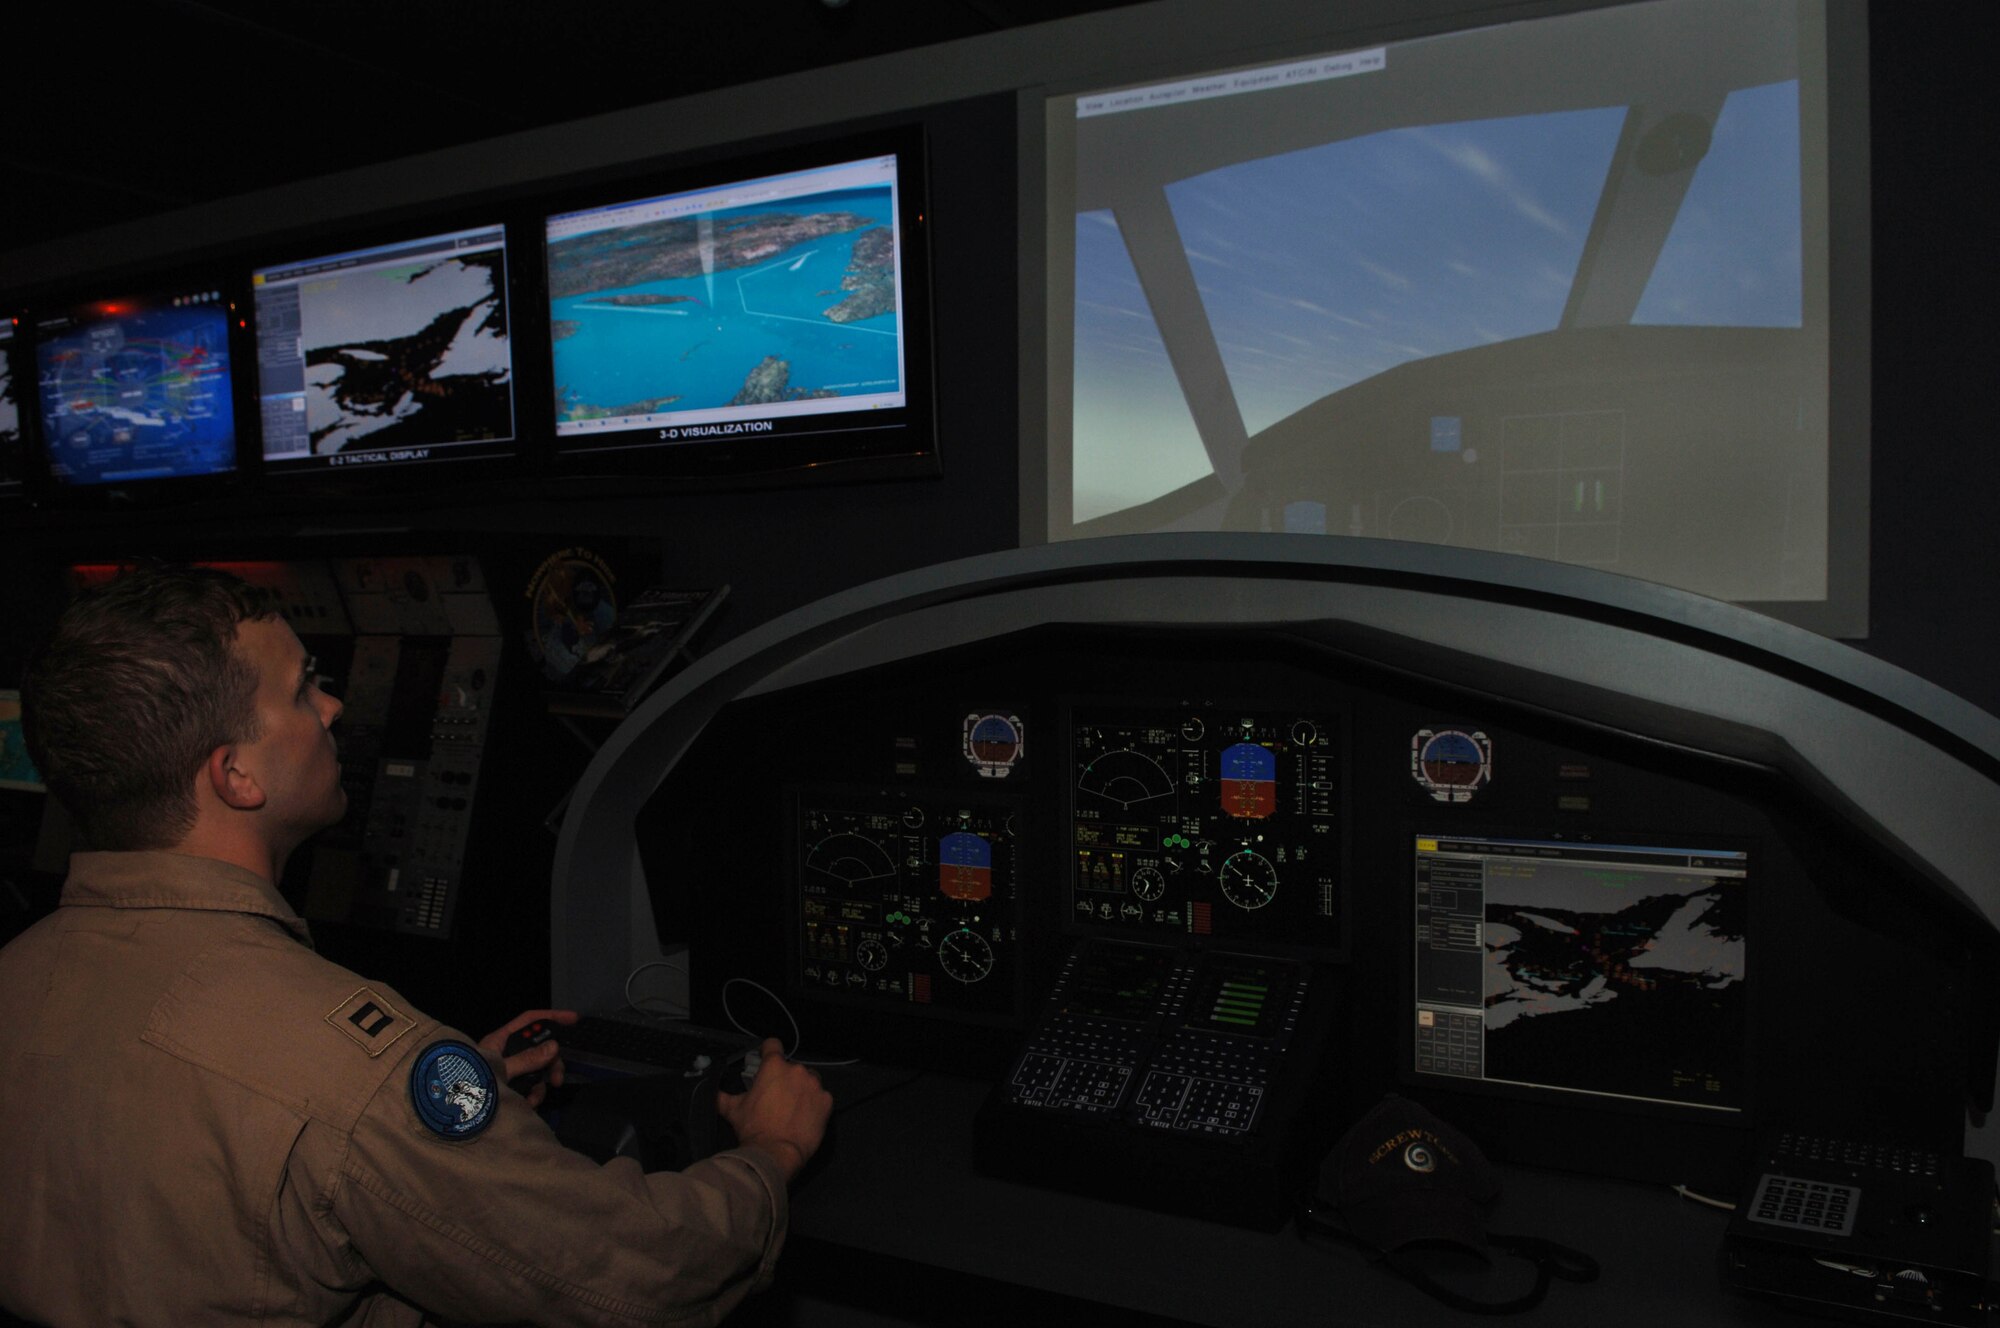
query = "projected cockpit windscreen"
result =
(1412, 833, 1748, 1112)
(1045, 0, 1855, 629)
(1068, 705, 1344, 954)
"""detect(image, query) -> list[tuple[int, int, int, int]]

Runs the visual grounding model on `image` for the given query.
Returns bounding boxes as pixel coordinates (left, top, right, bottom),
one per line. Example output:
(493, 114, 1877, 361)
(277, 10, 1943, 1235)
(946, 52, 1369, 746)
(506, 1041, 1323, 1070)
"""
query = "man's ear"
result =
(205, 744, 267, 811)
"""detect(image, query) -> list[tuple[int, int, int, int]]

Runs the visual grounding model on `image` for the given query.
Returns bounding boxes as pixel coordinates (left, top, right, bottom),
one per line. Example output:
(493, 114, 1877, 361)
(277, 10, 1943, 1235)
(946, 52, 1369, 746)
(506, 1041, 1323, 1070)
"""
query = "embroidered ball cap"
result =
(1320, 1095, 1501, 1255)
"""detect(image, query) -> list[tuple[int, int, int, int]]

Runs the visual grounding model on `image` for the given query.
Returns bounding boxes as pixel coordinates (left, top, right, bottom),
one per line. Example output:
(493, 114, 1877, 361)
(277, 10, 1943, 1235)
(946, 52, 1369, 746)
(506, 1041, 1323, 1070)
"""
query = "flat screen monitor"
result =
(1041, 0, 1864, 635)
(543, 132, 934, 483)
(0, 318, 21, 497)
(30, 285, 239, 489)
(1410, 832, 1748, 1114)
(252, 223, 518, 477)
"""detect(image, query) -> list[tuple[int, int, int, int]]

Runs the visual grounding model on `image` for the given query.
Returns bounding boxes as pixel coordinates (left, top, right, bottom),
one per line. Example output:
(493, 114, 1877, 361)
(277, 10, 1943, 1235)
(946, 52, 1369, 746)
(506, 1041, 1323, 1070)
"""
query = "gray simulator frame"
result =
(551, 533, 2000, 1110)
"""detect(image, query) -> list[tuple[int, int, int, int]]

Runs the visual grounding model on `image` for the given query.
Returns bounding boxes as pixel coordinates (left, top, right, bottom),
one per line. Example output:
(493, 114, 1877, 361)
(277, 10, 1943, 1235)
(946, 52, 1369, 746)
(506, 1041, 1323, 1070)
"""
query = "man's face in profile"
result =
(229, 617, 347, 845)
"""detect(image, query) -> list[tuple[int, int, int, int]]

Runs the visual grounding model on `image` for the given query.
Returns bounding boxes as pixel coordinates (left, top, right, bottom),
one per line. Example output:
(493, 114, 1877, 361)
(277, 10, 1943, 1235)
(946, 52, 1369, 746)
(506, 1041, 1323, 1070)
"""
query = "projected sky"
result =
(1072, 82, 1803, 523)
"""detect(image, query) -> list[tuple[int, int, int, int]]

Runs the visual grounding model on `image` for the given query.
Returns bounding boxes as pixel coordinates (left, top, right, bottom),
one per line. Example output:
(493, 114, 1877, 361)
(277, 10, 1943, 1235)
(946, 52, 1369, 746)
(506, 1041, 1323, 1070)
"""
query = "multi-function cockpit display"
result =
(1068, 706, 1344, 955)
(792, 789, 1021, 1018)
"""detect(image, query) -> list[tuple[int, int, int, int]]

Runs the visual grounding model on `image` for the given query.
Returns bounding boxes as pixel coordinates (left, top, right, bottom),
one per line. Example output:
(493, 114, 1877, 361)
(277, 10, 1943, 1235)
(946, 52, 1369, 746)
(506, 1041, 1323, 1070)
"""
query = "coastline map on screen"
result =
(545, 152, 909, 452)
(253, 223, 516, 473)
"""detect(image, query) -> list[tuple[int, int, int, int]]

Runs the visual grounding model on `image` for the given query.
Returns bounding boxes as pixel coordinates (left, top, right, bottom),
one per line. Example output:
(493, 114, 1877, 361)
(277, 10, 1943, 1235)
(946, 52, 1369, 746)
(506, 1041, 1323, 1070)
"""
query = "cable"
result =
(718, 975, 860, 1068)
(621, 957, 690, 1019)
(720, 976, 803, 1054)
(1671, 1184, 1736, 1212)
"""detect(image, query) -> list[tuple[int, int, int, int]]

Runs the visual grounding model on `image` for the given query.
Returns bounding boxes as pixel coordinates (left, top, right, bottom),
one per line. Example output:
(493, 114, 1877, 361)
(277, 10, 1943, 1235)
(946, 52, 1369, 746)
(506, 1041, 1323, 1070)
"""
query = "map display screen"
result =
(0, 319, 21, 492)
(543, 141, 931, 479)
(32, 290, 238, 488)
(254, 224, 516, 474)
(1412, 833, 1747, 1112)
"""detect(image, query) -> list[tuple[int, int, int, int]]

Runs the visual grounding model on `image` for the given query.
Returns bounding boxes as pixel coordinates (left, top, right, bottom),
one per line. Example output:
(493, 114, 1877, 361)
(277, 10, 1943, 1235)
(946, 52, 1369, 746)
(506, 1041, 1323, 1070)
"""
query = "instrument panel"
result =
(791, 787, 1022, 1019)
(654, 620, 1979, 1202)
(1068, 705, 1344, 954)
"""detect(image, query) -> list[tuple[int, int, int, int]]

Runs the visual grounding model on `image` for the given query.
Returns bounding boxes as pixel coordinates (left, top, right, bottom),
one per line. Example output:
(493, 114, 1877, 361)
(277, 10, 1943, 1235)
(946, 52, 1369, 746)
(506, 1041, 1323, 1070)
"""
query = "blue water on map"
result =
(551, 194, 901, 420)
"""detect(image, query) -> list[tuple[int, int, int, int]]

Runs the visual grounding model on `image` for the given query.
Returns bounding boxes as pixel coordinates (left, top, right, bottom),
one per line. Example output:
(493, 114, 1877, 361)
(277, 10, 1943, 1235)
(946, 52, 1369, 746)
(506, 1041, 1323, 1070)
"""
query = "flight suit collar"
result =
(61, 850, 314, 943)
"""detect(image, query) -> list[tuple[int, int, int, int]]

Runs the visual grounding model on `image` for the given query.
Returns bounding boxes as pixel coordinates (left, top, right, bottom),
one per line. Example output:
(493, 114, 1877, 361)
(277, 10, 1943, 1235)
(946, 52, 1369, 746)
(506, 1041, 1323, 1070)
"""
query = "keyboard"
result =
(556, 1015, 756, 1074)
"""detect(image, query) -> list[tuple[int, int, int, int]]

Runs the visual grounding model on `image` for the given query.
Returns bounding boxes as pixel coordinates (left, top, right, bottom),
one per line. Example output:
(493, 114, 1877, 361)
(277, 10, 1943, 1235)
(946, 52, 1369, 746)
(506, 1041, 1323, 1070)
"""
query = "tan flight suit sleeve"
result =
(292, 1029, 790, 1328)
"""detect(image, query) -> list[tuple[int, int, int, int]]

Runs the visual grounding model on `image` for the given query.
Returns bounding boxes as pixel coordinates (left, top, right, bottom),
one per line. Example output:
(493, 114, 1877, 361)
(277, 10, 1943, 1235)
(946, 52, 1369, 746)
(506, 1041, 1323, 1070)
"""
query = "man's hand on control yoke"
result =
(716, 1038, 834, 1183)
(480, 1008, 580, 1110)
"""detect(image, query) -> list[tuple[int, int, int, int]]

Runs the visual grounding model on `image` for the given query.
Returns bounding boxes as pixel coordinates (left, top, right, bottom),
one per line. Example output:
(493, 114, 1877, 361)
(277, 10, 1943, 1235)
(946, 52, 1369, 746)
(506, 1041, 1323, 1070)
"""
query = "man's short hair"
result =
(21, 566, 273, 850)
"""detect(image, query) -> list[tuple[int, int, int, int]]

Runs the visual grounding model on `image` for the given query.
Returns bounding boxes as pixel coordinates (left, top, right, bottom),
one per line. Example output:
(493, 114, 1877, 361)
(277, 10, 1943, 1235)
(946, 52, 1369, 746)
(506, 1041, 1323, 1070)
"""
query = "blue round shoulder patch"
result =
(410, 1040, 499, 1140)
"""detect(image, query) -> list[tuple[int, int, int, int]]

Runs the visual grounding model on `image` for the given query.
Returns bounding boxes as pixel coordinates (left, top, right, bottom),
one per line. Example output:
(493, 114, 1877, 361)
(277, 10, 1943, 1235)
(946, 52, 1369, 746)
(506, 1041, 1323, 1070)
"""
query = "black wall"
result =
(1856, 2, 1997, 718)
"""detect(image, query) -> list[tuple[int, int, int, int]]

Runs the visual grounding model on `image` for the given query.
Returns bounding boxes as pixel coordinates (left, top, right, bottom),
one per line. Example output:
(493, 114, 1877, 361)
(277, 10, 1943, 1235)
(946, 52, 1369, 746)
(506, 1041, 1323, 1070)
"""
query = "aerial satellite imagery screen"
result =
(33, 292, 238, 488)
(254, 224, 516, 473)
(545, 151, 910, 455)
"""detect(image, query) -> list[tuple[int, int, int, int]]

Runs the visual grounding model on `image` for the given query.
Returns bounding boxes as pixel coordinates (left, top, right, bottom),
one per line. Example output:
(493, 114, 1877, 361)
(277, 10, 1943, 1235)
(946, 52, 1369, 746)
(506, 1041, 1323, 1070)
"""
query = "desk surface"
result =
(784, 1068, 1934, 1328)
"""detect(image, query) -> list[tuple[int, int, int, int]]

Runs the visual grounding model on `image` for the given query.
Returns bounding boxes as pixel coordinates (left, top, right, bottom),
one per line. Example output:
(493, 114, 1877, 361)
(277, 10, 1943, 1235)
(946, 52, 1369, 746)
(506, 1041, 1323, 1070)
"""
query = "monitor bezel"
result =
(529, 123, 940, 491)
(0, 311, 25, 505)
(1399, 822, 1755, 1125)
(244, 211, 531, 495)
(20, 271, 254, 511)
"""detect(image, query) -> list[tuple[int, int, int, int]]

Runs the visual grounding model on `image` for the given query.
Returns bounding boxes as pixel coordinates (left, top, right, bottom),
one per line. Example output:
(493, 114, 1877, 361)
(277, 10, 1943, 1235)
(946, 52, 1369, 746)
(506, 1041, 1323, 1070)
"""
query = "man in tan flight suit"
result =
(0, 566, 832, 1325)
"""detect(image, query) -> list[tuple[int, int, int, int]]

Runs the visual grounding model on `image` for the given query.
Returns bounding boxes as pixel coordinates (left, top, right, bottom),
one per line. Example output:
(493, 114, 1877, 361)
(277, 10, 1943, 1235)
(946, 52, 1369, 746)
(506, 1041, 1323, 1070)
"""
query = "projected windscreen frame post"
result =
(249, 217, 524, 489)
(23, 274, 251, 508)
(538, 125, 938, 488)
(1033, 0, 1868, 638)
